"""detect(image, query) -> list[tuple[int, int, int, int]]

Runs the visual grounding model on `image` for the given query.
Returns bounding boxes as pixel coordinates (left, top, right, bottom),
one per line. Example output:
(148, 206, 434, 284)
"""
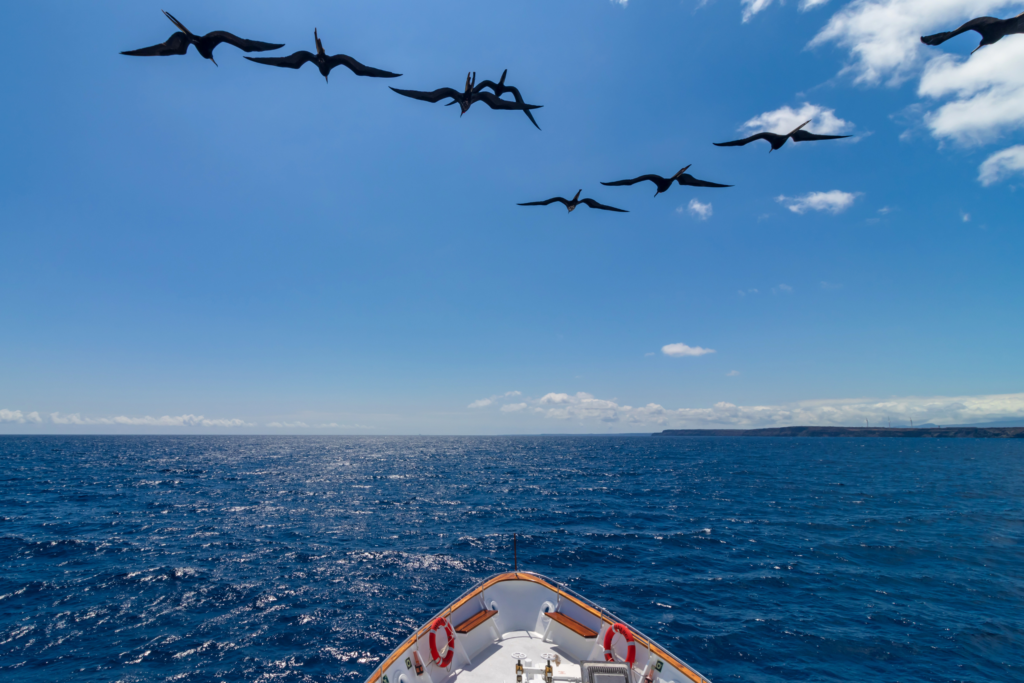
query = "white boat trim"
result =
(363, 571, 709, 683)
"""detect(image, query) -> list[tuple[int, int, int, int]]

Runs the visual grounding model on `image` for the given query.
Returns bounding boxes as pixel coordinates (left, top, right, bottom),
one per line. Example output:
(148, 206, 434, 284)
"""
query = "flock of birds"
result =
(123, 9, 1024, 215)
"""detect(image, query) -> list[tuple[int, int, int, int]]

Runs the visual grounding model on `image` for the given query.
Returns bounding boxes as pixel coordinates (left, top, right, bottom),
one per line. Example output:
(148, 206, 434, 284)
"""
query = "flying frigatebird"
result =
(121, 10, 284, 66)
(714, 121, 850, 152)
(391, 72, 542, 121)
(245, 28, 400, 82)
(443, 70, 540, 129)
(601, 165, 733, 196)
(518, 190, 627, 213)
(921, 11, 1024, 53)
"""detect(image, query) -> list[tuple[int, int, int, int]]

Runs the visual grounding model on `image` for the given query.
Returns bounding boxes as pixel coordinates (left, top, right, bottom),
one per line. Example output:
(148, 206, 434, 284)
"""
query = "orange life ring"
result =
(428, 617, 456, 668)
(603, 622, 636, 665)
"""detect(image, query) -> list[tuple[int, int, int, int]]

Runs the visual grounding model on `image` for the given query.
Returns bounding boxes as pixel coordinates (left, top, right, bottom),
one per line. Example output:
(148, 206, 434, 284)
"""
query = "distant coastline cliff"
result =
(656, 426, 1024, 438)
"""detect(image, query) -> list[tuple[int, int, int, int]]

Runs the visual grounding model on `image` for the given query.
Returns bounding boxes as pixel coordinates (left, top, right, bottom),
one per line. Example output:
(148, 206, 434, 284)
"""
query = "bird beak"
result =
(210, 55, 218, 67)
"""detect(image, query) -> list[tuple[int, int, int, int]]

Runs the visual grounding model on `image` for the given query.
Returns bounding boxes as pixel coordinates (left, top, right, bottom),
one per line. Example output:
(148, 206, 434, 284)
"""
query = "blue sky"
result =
(2, 0, 1023, 433)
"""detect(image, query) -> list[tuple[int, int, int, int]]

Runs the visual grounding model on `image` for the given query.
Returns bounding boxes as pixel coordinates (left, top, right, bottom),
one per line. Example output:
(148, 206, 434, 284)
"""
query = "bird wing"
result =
(325, 54, 401, 78)
(202, 31, 285, 53)
(580, 198, 628, 213)
(473, 83, 541, 128)
(713, 132, 776, 147)
(677, 174, 733, 188)
(121, 31, 190, 57)
(921, 17, 1001, 45)
(473, 91, 541, 111)
(245, 51, 316, 69)
(601, 175, 666, 188)
(473, 79, 501, 93)
(390, 86, 463, 104)
(518, 197, 570, 207)
(790, 130, 852, 143)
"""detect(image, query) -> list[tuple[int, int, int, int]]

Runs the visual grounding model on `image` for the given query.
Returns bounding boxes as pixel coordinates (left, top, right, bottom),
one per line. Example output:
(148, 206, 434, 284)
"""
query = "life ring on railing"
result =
(429, 617, 456, 668)
(603, 622, 636, 666)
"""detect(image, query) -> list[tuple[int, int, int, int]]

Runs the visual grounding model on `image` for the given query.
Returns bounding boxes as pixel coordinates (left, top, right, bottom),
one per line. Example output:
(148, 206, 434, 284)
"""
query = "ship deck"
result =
(366, 573, 708, 683)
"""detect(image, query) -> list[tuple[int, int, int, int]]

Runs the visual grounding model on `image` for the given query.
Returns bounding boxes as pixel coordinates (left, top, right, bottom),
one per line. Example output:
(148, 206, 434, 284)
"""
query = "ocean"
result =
(1, 436, 1021, 682)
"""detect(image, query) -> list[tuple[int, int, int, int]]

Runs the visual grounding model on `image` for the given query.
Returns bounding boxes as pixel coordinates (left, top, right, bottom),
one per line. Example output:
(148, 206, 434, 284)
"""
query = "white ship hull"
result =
(364, 572, 708, 683)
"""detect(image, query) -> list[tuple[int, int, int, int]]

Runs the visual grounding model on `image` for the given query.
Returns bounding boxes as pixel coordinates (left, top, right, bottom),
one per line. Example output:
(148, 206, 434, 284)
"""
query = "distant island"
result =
(656, 426, 1024, 438)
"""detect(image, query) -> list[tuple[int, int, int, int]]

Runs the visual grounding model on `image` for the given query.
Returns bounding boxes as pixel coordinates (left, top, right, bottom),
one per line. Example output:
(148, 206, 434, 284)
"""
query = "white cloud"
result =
(1, 409, 42, 424)
(468, 391, 521, 409)
(266, 421, 372, 429)
(48, 413, 252, 427)
(919, 37, 1024, 144)
(961, 211, 971, 222)
(488, 390, 1024, 428)
(777, 190, 860, 214)
(979, 144, 1024, 185)
(662, 343, 716, 358)
(687, 198, 713, 220)
(777, 283, 794, 293)
(739, 0, 832, 21)
(727, 370, 742, 377)
(740, 102, 853, 135)
(808, 1, 1024, 168)
(742, 0, 776, 21)
(809, 0, 1024, 85)
(500, 403, 529, 413)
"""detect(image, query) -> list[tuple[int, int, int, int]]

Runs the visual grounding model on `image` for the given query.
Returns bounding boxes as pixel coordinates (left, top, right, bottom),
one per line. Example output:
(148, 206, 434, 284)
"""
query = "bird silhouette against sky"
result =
(448, 70, 541, 130)
(714, 121, 851, 152)
(921, 11, 1024, 54)
(518, 190, 627, 213)
(391, 72, 542, 121)
(602, 165, 733, 196)
(121, 10, 283, 66)
(245, 29, 400, 82)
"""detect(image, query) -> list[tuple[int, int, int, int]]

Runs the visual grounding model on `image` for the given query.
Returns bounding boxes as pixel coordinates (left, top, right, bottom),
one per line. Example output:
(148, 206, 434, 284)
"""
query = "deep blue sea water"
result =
(1, 436, 1021, 683)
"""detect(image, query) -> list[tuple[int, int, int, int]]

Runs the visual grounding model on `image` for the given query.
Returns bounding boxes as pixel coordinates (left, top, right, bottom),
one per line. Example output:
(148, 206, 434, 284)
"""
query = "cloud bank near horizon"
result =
(466, 391, 1024, 428)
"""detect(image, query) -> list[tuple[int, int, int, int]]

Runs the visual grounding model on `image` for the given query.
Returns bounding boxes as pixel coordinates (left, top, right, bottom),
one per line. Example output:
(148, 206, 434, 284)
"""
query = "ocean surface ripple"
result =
(1, 436, 1021, 682)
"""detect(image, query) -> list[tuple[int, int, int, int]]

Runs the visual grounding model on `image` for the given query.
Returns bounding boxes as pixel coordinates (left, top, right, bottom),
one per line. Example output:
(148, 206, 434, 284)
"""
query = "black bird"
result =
(444, 69, 540, 129)
(121, 10, 284, 66)
(714, 121, 851, 152)
(518, 190, 627, 213)
(921, 11, 1024, 53)
(245, 28, 400, 82)
(391, 72, 542, 120)
(601, 165, 733, 196)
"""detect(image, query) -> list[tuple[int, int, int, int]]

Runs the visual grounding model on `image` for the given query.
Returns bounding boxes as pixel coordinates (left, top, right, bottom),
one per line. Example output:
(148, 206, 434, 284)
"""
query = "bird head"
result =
(568, 190, 581, 212)
(459, 72, 476, 115)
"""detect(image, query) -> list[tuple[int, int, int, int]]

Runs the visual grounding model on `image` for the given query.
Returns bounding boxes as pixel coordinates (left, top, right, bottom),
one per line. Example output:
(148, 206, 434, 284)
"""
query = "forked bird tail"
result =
(162, 9, 192, 35)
